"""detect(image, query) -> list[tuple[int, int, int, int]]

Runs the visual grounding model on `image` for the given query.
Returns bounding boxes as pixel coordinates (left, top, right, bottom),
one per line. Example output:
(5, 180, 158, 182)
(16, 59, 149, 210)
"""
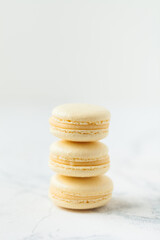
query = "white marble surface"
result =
(1, 101, 160, 240)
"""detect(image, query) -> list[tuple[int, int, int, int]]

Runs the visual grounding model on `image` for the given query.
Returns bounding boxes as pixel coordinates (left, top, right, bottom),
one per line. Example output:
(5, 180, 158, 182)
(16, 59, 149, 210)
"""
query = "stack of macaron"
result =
(49, 104, 113, 209)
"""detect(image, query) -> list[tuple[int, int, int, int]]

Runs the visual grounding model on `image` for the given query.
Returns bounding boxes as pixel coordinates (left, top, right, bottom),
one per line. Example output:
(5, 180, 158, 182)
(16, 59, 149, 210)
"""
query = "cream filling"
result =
(49, 155, 110, 167)
(50, 116, 110, 125)
(49, 116, 110, 131)
(49, 162, 109, 171)
(50, 191, 112, 203)
(50, 126, 109, 135)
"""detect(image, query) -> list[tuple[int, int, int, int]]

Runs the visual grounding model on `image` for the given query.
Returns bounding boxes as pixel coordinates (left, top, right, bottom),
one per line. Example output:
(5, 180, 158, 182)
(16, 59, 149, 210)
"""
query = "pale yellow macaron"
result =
(49, 140, 110, 177)
(49, 174, 113, 209)
(49, 103, 110, 142)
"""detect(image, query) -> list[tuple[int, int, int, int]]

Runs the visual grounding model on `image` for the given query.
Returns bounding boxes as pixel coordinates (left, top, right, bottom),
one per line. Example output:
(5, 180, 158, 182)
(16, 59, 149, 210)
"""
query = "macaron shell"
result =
(52, 103, 110, 121)
(49, 175, 113, 209)
(50, 127, 109, 142)
(50, 140, 108, 159)
(49, 163, 110, 177)
(51, 175, 113, 194)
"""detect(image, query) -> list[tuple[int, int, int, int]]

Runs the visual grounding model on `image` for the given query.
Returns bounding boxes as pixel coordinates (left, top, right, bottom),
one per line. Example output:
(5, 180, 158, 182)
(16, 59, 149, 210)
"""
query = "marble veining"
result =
(0, 104, 160, 240)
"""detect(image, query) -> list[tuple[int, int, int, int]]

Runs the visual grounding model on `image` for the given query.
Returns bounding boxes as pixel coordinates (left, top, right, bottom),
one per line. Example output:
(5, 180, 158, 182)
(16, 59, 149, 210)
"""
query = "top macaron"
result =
(49, 103, 110, 142)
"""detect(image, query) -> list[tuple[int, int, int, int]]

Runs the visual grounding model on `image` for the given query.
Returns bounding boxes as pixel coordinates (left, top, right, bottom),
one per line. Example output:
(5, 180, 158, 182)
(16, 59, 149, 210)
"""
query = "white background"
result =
(0, 0, 160, 106)
(1, 1, 160, 240)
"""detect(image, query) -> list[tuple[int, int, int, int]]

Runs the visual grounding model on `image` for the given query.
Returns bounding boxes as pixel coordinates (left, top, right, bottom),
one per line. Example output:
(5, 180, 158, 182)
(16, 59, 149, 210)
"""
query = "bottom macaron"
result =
(49, 174, 113, 210)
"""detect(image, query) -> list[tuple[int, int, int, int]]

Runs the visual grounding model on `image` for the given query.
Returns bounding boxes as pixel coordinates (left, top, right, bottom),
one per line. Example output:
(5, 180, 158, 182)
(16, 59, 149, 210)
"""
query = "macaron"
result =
(49, 103, 110, 142)
(49, 174, 113, 209)
(49, 140, 110, 177)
